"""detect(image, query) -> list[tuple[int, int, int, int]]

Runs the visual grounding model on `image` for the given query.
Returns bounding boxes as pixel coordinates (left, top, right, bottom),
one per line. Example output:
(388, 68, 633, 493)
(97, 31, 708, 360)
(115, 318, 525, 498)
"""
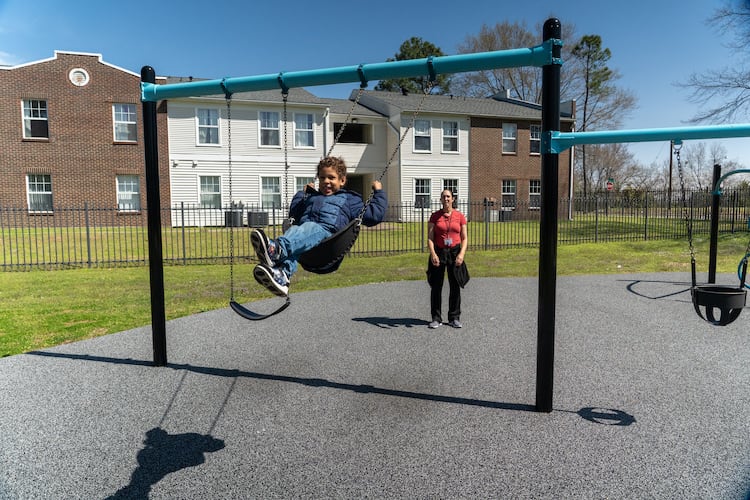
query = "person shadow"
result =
(106, 427, 225, 499)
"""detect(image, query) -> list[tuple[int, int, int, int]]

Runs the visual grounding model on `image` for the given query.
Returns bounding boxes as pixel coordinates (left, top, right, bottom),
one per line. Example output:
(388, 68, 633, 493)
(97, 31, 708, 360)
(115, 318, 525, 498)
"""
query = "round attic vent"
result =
(68, 68, 90, 87)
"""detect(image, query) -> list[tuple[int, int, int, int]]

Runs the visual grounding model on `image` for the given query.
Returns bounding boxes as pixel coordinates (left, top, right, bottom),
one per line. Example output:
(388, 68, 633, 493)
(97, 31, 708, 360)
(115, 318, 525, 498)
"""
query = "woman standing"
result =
(427, 189, 468, 328)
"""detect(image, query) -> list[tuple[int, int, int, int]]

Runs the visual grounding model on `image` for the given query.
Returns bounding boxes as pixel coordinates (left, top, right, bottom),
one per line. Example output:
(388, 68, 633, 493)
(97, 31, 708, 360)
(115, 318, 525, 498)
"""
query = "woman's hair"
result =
(318, 156, 347, 178)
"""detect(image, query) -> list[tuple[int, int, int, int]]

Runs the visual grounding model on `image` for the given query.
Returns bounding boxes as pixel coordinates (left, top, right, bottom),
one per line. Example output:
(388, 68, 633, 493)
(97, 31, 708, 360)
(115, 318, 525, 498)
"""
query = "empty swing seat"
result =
(691, 285, 747, 326)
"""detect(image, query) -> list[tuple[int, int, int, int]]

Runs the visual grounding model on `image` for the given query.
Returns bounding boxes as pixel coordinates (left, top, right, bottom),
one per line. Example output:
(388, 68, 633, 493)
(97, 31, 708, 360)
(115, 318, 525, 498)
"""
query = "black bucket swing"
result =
(674, 143, 748, 326)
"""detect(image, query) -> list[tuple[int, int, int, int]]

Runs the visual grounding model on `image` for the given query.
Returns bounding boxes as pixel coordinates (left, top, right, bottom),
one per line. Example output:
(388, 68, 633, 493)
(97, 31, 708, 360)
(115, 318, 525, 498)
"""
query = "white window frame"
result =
(261, 176, 281, 209)
(116, 175, 141, 212)
(259, 111, 280, 147)
(296, 176, 315, 193)
(293, 112, 315, 148)
(113, 103, 137, 143)
(529, 179, 541, 210)
(530, 124, 541, 155)
(443, 178, 459, 207)
(414, 119, 431, 152)
(414, 178, 431, 208)
(502, 123, 517, 154)
(502, 179, 517, 210)
(22, 99, 49, 139)
(199, 175, 221, 208)
(441, 120, 459, 153)
(196, 108, 220, 146)
(26, 174, 53, 213)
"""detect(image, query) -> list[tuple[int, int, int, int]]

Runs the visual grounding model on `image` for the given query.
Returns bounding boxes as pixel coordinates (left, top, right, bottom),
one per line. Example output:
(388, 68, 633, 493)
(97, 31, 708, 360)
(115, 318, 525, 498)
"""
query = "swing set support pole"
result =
(708, 164, 722, 284)
(141, 66, 167, 367)
(536, 18, 562, 413)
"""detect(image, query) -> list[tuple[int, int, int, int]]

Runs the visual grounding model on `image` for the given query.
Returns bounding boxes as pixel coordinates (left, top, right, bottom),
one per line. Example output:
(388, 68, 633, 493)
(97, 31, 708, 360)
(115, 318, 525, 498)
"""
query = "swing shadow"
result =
(105, 427, 225, 499)
(351, 316, 430, 329)
(26, 350, 635, 424)
(620, 279, 692, 301)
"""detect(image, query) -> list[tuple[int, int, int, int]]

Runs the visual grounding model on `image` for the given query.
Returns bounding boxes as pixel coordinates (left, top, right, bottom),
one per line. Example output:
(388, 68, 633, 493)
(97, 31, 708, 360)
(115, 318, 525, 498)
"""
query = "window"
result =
(117, 175, 141, 212)
(294, 113, 314, 148)
(332, 122, 371, 143)
(414, 119, 431, 152)
(23, 99, 48, 139)
(530, 124, 541, 155)
(530, 179, 541, 209)
(197, 108, 219, 145)
(261, 177, 281, 209)
(443, 178, 459, 207)
(415, 178, 431, 208)
(27, 174, 53, 212)
(199, 176, 221, 208)
(502, 179, 517, 210)
(113, 104, 137, 142)
(260, 111, 280, 147)
(296, 176, 315, 193)
(502, 123, 517, 154)
(442, 121, 458, 152)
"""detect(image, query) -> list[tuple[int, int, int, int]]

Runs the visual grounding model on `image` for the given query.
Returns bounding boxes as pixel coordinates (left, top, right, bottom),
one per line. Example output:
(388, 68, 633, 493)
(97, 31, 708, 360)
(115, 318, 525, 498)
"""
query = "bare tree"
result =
(680, 1, 750, 123)
(452, 20, 582, 102)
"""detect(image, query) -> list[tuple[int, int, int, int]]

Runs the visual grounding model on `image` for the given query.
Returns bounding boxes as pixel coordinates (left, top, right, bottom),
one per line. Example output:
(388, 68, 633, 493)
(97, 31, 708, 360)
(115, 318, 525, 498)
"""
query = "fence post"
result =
(643, 195, 649, 241)
(594, 195, 599, 243)
(421, 205, 426, 251)
(181, 202, 187, 265)
(484, 202, 490, 250)
(84, 202, 92, 268)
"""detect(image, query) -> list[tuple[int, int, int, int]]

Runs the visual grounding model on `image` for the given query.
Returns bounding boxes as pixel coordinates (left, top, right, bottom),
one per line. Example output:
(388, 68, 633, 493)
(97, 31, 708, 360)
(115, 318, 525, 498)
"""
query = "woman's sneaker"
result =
(251, 229, 276, 267)
(253, 264, 289, 297)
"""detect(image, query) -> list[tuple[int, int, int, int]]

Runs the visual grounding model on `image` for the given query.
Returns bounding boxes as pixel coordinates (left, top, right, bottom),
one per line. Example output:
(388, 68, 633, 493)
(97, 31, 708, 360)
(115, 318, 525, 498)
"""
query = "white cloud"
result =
(0, 51, 20, 67)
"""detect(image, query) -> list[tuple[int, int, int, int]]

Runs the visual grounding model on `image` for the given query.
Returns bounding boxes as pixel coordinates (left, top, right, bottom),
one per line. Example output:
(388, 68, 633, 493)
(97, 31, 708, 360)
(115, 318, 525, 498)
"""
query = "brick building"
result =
(0, 51, 169, 225)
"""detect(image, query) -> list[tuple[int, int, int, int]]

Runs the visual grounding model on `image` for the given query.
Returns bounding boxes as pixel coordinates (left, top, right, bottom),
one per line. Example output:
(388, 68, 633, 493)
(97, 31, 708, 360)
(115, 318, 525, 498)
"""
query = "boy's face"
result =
(318, 166, 346, 196)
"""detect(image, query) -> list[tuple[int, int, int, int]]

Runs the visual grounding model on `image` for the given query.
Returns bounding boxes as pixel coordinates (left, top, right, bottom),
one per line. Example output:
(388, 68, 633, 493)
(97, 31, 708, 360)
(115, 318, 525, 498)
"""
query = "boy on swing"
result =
(251, 156, 387, 296)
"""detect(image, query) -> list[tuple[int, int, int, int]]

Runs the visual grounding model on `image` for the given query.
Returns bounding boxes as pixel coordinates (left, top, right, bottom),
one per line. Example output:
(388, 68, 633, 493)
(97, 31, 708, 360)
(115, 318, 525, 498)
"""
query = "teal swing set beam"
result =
(140, 40, 562, 102)
(140, 17, 750, 413)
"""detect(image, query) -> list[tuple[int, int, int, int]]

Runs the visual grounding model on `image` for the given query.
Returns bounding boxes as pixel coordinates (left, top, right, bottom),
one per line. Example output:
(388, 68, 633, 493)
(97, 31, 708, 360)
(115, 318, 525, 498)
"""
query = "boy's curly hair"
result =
(317, 156, 347, 179)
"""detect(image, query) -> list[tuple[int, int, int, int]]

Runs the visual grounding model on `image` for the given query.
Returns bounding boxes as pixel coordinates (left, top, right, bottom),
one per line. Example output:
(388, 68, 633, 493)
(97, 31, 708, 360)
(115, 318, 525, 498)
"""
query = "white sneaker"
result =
(253, 264, 289, 297)
(428, 321, 441, 329)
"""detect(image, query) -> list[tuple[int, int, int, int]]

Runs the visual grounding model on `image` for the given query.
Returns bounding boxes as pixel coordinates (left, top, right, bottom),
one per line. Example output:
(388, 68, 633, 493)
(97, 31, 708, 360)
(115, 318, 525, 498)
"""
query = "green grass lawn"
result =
(1, 234, 748, 358)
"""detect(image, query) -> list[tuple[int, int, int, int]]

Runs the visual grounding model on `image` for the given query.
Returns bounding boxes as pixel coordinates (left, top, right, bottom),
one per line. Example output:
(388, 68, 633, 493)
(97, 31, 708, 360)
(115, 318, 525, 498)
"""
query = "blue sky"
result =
(2, 0, 748, 171)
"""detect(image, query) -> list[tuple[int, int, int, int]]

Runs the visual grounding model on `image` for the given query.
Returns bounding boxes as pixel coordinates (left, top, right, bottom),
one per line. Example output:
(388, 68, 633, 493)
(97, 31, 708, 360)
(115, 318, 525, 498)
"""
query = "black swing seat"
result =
(298, 218, 361, 274)
(691, 285, 747, 326)
(230, 297, 290, 321)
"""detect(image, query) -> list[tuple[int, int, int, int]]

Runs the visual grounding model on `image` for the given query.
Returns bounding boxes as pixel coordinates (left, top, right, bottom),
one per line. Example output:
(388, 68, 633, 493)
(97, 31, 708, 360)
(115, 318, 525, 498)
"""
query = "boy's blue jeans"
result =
(274, 221, 333, 277)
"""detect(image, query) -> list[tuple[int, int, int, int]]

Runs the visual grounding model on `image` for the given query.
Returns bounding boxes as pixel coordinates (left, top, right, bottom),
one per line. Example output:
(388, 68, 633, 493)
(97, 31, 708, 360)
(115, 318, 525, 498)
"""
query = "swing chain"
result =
(357, 79, 436, 220)
(282, 91, 290, 212)
(674, 144, 697, 267)
(226, 95, 235, 301)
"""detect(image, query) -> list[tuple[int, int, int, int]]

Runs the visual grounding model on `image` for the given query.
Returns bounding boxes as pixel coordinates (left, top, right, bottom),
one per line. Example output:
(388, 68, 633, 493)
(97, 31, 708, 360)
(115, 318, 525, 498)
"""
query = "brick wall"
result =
(0, 52, 170, 226)
(470, 116, 572, 219)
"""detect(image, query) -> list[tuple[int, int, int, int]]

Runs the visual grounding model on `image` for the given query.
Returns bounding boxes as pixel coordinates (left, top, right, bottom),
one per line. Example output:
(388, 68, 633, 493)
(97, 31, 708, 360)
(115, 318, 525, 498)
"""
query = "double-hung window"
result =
(296, 176, 315, 193)
(199, 176, 221, 208)
(530, 124, 541, 155)
(294, 113, 314, 148)
(443, 179, 459, 207)
(414, 119, 431, 152)
(415, 178, 431, 208)
(261, 177, 281, 209)
(530, 179, 541, 209)
(113, 104, 137, 142)
(197, 108, 219, 145)
(442, 121, 458, 152)
(502, 179, 517, 210)
(23, 99, 49, 139)
(502, 123, 517, 154)
(27, 174, 53, 212)
(260, 111, 280, 147)
(117, 175, 141, 212)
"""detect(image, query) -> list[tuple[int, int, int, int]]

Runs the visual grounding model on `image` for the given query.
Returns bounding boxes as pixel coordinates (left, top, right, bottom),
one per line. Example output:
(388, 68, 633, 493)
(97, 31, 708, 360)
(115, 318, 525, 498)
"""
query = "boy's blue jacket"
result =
(288, 186, 387, 233)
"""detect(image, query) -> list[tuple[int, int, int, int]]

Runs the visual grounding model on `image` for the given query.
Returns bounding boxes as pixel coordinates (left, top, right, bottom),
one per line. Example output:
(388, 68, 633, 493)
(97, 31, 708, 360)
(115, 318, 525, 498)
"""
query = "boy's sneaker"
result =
(253, 264, 289, 297)
(448, 319, 463, 328)
(428, 321, 441, 329)
(251, 229, 276, 267)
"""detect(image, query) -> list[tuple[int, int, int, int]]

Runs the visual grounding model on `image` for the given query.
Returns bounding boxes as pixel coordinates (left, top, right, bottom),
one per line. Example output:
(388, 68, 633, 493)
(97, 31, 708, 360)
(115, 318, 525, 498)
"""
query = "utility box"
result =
(224, 210, 243, 227)
(248, 211, 269, 227)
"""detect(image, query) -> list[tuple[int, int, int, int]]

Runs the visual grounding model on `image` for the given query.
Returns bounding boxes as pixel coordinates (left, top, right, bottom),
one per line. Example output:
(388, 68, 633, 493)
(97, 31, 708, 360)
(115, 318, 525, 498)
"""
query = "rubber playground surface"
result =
(0, 273, 748, 499)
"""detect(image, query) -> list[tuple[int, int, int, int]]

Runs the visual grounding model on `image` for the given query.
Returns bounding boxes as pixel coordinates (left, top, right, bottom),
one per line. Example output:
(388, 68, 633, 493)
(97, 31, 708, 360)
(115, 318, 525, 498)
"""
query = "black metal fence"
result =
(2, 189, 749, 271)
